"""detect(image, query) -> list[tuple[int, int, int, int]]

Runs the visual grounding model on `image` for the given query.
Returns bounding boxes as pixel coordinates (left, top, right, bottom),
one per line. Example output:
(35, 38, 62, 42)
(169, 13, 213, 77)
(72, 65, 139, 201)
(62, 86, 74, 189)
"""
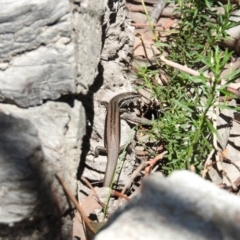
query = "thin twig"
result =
(234, 176, 240, 187)
(131, 23, 163, 27)
(81, 176, 97, 194)
(55, 173, 96, 234)
(217, 153, 238, 191)
(136, 33, 153, 65)
(159, 55, 210, 78)
(81, 177, 105, 208)
(202, 149, 215, 178)
(223, 157, 240, 172)
(145, 151, 168, 176)
(117, 159, 147, 207)
(112, 190, 130, 201)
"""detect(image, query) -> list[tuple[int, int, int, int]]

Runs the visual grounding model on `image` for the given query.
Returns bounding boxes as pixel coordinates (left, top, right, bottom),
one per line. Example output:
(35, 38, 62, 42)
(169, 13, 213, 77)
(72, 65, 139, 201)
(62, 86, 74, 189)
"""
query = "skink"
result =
(103, 92, 140, 187)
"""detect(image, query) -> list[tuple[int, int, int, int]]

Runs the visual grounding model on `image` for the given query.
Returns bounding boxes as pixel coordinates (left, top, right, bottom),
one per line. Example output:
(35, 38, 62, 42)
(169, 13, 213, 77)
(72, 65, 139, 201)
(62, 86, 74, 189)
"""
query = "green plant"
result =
(137, 0, 240, 174)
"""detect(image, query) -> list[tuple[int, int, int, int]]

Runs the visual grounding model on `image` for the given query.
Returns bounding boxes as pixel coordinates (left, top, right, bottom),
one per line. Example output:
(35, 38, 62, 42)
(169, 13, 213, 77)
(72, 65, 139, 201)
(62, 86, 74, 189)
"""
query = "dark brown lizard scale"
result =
(103, 92, 140, 187)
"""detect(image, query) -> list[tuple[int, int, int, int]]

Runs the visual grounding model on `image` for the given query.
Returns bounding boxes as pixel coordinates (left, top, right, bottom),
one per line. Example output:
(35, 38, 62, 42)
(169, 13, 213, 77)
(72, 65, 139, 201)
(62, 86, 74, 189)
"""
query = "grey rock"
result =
(0, 0, 75, 107)
(0, 112, 66, 239)
(0, 100, 84, 239)
(0, 100, 84, 205)
(71, 0, 104, 92)
(0, 0, 105, 107)
(95, 171, 240, 240)
(0, 113, 45, 223)
(101, 0, 134, 90)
